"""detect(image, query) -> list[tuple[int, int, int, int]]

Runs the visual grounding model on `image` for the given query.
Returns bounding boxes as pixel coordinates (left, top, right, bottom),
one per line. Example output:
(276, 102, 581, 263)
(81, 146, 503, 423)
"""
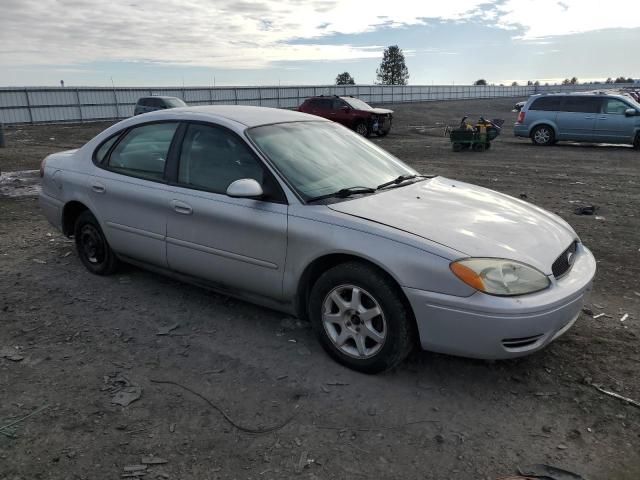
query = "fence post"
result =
(24, 88, 33, 124)
(112, 87, 120, 118)
(234, 88, 238, 105)
(75, 88, 83, 122)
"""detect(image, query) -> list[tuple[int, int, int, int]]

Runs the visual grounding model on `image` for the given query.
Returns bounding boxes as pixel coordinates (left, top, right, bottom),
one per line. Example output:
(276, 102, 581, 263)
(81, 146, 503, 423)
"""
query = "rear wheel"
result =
(634, 133, 640, 149)
(74, 210, 118, 275)
(531, 125, 555, 146)
(355, 122, 370, 137)
(452, 143, 463, 152)
(308, 262, 415, 374)
(473, 143, 486, 152)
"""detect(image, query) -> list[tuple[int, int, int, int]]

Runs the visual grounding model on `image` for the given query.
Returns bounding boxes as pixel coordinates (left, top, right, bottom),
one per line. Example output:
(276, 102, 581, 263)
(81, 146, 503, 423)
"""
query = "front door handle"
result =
(171, 200, 193, 215)
(91, 183, 106, 193)
(584, 116, 594, 120)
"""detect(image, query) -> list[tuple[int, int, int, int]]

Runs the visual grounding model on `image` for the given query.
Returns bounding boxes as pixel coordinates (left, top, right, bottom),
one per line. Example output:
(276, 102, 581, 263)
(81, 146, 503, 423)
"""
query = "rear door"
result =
(594, 98, 637, 143)
(165, 122, 288, 299)
(555, 96, 601, 141)
(90, 121, 180, 267)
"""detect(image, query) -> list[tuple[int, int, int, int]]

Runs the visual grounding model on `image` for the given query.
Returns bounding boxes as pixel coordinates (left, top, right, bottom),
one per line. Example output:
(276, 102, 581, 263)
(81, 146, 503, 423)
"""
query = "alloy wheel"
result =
(534, 127, 551, 144)
(321, 284, 387, 359)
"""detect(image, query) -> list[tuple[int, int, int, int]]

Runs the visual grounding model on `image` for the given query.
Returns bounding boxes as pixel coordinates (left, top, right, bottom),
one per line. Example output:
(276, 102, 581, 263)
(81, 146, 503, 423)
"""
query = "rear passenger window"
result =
(603, 99, 629, 115)
(562, 97, 601, 113)
(107, 122, 178, 180)
(178, 124, 264, 194)
(529, 97, 563, 111)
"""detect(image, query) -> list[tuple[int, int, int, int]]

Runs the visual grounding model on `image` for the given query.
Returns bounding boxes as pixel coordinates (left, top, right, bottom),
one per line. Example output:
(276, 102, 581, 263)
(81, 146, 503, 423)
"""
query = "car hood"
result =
(367, 108, 393, 115)
(327, 177, 576, 274)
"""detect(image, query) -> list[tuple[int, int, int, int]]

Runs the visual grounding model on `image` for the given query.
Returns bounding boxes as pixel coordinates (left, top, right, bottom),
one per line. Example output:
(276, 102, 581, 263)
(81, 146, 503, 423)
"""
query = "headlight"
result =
(450, 258, 550, 296)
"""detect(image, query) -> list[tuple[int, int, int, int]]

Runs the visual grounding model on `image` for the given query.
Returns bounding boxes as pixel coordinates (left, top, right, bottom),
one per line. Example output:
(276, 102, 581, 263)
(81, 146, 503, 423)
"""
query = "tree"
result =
(534, 81, 540, 86)
(376, 45, 409, 85)
(570, 77, 578, 84)
(335, 72, 355, 85)
(614, 76, 634, 83)
(526, 80, 533, 86)
(473, 79, 487, 86)
(511, 81, 519, 86)
(605, 77, 613, 83)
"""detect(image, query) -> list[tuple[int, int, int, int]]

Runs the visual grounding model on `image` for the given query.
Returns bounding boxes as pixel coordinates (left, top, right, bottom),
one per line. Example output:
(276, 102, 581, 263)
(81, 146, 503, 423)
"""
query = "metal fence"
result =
(0, 83, 632, 125)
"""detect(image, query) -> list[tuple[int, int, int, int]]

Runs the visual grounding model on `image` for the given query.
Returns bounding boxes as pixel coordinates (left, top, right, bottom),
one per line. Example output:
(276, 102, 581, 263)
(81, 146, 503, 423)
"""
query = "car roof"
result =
(134, 105, 328, 128)
(138, 95, 182, 100)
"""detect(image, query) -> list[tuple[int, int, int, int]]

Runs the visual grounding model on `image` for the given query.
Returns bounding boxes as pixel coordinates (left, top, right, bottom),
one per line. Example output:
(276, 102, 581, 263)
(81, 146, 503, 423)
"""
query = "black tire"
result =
(308, 262, 415, 374)
(484, 142, 491, 150)
(354, 122, 370, 137)
(473, 142, 486, 152)
(452, 143, 463, 152)
(376, 129, 389, 137)
(74, 210, 118, 275)
(634, 133, 640, 150)
(531, 125, 555, 146)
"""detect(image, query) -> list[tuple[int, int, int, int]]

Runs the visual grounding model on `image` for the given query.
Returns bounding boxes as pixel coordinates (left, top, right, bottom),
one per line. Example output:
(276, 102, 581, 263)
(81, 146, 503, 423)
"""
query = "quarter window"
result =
(603, 99, 629, 114)
(178, 124, 264, 194)
(95, 134, 119, 163)
(107, 122, 178, 180)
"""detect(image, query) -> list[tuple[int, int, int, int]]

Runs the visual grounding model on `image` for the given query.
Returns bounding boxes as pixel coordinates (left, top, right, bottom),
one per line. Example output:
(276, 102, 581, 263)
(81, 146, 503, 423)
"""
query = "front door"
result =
(594, 98, 637, 143)
(165, 122, 288, 300)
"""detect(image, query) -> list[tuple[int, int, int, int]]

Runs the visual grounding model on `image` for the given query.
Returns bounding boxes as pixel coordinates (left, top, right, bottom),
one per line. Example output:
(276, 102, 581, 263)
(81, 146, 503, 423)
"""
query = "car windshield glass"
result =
(247, 121, 417, 201)
(165, 98, 187, 107)
(342, 97, 373, 110)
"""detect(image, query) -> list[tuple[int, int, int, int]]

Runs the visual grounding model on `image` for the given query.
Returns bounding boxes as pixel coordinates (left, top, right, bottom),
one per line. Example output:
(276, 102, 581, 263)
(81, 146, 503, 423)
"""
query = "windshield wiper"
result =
(307, 186, 376, 203)
(376, 174, 433, 190)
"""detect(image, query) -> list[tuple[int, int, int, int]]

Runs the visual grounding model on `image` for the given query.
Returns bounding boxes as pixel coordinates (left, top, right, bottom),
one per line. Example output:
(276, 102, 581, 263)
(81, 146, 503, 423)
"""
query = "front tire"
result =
(308, 262, 415, 373)
(531, 125, 555, 146)
(634, 133, 640, 150)
(74, 210, 118, 275)
(355, 122, 370, 137)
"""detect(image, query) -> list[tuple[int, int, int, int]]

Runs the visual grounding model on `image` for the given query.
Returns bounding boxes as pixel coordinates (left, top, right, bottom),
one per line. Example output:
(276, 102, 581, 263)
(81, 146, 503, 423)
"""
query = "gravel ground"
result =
(0, 98, 639, 480)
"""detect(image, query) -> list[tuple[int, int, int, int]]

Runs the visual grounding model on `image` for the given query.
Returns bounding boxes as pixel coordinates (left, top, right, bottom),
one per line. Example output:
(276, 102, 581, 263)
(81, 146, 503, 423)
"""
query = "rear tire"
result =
(531, 125, 555, 146)
(308, 262, 415, 374)
(74, 210, 118, 275)
(452, 143, 463, 152)
(473, 143, 486, 152)
(634, 133, 640, 149)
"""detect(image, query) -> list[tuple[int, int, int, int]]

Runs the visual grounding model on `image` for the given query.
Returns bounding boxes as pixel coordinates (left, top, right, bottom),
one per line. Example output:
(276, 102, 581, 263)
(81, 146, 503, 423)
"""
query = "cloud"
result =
(1, 0, 638, 70)
(0, 0, 485, 68)
(494, 0, 640, 38)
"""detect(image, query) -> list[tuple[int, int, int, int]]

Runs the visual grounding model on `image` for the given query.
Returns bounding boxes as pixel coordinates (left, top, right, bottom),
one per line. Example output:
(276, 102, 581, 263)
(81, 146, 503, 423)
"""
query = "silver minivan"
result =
(514, 93, 640, 147)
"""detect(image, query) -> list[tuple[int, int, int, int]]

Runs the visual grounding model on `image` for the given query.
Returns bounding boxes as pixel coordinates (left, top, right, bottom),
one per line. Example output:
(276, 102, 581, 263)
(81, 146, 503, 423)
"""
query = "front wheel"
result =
(634, 133, 640, 150)
(531, 125, 555, 146)
(308, 262, 415, 373)
(355, 122, 370, 137)
(74, 210, 119, 275)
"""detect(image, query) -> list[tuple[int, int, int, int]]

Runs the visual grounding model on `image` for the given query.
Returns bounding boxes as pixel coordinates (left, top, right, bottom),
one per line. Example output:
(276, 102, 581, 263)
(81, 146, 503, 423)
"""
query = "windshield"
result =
(342, 97, 373, 110)
(166, 98, 187, 107)
(247, 121, 417, 201)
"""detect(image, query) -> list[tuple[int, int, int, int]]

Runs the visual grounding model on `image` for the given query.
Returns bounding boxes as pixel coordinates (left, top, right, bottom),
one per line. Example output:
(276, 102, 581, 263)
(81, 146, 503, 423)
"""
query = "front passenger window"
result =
(178, 124, 264, 194)
(604, 99, 629, 115)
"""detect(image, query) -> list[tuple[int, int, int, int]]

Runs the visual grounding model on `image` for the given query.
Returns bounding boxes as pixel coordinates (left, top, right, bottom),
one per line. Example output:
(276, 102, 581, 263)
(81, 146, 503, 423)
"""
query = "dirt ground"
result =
(1, 98, 639, 480)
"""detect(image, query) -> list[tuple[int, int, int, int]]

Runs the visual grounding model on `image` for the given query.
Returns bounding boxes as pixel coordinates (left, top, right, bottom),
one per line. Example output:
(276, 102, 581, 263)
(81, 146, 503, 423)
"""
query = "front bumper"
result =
(404, 245, 596, 359)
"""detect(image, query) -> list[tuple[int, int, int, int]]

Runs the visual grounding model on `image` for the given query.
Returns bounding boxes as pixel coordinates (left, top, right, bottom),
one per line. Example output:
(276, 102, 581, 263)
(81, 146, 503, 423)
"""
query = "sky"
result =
(0, 0, 638, 87)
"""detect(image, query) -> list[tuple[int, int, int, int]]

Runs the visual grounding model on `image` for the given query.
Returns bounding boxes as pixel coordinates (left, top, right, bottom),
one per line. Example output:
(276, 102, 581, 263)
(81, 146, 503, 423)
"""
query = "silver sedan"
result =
(39, 106, 596, 373)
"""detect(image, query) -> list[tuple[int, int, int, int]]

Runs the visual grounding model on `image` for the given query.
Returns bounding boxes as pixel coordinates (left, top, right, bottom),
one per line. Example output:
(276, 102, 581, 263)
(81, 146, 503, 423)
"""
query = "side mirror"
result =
(226, 178, 264, 198)
(340, 106, 350, 112)
(624, 108, 637, 117)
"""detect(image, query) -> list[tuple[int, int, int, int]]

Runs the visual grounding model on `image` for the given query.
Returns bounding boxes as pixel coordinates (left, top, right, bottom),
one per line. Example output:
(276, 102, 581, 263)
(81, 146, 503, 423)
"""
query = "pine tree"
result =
(376, 46, 409, 85)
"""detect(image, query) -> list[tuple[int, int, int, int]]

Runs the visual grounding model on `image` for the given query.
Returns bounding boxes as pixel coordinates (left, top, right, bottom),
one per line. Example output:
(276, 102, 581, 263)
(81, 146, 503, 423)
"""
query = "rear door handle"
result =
(584, 116, 594, 119)
(91, 183, 106, 193)
(599, 117, 607, 120)
(171, 200, 193, 215)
